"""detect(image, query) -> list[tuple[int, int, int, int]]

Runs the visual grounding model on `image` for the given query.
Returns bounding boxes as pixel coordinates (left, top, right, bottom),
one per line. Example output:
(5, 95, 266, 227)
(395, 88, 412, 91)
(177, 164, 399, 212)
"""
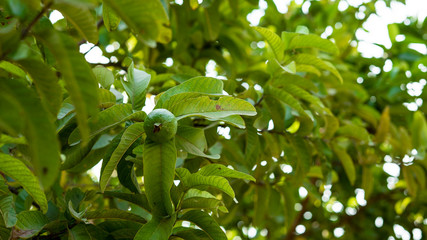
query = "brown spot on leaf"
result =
(42, 167, 48, 175)
(216, 104, 221, 110)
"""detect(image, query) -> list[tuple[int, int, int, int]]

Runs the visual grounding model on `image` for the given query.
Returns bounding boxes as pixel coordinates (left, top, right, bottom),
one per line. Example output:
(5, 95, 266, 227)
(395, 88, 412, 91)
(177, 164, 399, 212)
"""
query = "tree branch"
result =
(21, 1, 53, 39)
(284, 197, 309, 240)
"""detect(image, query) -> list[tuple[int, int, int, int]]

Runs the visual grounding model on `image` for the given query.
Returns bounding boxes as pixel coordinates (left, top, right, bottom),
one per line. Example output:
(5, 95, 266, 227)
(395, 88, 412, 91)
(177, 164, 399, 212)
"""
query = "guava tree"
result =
(0, 0, 426, 239)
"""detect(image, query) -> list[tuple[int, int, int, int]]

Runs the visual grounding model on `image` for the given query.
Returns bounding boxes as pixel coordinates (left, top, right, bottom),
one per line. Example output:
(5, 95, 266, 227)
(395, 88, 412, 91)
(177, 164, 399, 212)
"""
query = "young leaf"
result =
(253, 27, 285, 62)
(53, 1, 98, 43)
(143, 139, 177, 216)
(179, 210, 227, 240)
(170, 96, 256, 120)
(122, 63, 151, 110)
(198, 164, 255, 182)
(156, 76, 224, 108)
(100, 122, 145, 192)
(134, 215, 176, 240)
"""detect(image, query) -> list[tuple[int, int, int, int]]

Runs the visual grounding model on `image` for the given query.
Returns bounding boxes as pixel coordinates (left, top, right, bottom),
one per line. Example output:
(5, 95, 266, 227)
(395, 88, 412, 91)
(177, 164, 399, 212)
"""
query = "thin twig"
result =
(21, 1, 53, 39)
(284, 197, 309, 240)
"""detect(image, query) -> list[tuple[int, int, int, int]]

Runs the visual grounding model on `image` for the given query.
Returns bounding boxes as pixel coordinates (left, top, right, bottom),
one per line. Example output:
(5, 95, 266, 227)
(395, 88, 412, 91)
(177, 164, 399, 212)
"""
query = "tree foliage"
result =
(0, 0, 427, 239)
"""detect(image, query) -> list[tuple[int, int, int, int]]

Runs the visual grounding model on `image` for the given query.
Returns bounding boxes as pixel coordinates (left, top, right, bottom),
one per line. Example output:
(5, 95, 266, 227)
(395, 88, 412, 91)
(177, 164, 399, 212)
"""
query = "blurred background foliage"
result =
(0, 0, 427, 239)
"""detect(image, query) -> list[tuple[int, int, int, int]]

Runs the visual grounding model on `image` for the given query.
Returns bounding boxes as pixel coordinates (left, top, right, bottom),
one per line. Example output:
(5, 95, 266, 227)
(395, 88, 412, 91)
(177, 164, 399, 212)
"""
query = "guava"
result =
(144, 109, 177, 142)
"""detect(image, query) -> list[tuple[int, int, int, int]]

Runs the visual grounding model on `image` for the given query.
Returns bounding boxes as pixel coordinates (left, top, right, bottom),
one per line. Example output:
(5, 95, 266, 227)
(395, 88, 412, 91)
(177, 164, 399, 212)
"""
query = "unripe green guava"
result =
(144, 109, 177, 142)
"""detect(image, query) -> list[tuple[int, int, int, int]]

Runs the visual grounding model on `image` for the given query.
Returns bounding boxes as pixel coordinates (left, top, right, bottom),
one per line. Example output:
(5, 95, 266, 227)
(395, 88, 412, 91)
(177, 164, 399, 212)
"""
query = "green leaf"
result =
(198, 164, 255, 181)
(102, 191, 151, 211)
(288, 136, 312, 185)
(175, 126, 219, 159)
(66, 145, 108, 174)
(253, 185, 270, 227)
(68, 201, 89, 222)
(375, 106, 390, 143)
(0, 195, 16, 228)
(178, 171, 235, 199)
(117, 158, 140, 193)
(93, 66, 114, 89)
(169, 96, 256, 120)
(61, 138, 98, 170)
(16, 59, 62, 117)
(202, 0, 220, 41)
(265, 85, 307, 117)
(253, 27, 285, 62)
(156, 76, 224, 108)
(0, 155, 48, 213)
(0, 80, 60, 189)
(411, 111, 427, 150)
(122, 63, 151, 110)
(68, 223, 107, 240)
(179, 210, 227, 240)
(245, 121, 260, 168)
(361, 166, 374, 200)
(134, 215, 176, 240)
(172, 227, 210, 239)
(0, 61, 25, 77)
(218, 115, 246, 129)
(35, 28, 99, 145)
(402, 165, 417, 196)
(143, 139, 177, 216)
(180, 197, 226, 212)
(285, 84, 324, 108)
(103, 0, 169, 47)
(86, 209, 147, 223)
(102, 3, 121, 32)
(53, 2, 98, 43)
(68, 104, 145, 145)
(332, 142, 356, 185)
(322, 114, 339, 139)
(100, 122, 145, 192)
(336, 124, 370, 142)
(292, 54, 343, 83)
(288, 34, 339, 54)
(15, 211, 48, 239)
